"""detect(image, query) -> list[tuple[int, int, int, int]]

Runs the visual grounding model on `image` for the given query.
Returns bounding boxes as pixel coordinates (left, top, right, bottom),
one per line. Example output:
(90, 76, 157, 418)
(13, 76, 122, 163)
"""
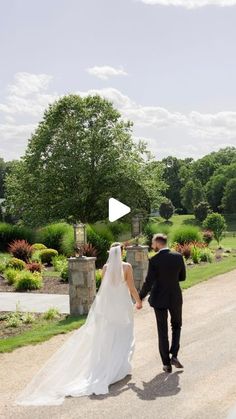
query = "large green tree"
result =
(5, 95, 166, 226)
(222, 178, 236, 213)
(180, 179, 205, 213)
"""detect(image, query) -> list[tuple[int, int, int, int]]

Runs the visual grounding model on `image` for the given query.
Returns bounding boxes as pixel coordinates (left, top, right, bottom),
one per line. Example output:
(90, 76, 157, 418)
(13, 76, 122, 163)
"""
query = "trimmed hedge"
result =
(0, 223, 35, 251)
(36, 223, 71, 251)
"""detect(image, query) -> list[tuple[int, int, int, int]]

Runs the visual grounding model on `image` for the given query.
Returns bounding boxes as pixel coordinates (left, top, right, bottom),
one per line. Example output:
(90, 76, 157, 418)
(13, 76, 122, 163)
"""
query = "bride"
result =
(15, 242, 142, 406)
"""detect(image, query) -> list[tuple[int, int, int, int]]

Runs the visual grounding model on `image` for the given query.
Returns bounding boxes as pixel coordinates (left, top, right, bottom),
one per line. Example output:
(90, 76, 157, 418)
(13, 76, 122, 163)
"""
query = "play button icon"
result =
(108, 198, 131, 222)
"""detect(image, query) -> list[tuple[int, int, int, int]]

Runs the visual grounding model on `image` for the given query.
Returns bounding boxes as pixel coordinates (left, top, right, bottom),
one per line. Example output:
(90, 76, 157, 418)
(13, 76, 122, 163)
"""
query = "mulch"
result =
(0, 274, 69, 295)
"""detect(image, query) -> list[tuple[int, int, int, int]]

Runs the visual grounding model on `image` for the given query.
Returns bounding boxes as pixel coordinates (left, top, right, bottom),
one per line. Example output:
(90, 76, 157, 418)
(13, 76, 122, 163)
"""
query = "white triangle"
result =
(109, 198, 131, 222)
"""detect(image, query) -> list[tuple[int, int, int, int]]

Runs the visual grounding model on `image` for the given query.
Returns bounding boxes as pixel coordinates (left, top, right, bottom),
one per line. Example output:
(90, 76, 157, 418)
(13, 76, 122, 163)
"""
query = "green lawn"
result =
(182, 255, 236, 290)
(0, 315, 86, 353)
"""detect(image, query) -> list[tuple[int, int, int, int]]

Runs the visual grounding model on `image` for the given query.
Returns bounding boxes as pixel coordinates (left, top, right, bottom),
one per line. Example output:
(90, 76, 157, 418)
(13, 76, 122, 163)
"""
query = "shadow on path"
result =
(128, 371, 183, 400)
(89, 371, 182, 402)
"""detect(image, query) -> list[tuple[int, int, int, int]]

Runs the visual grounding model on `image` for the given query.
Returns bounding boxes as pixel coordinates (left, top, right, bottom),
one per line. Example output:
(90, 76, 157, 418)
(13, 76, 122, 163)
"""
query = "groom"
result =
(139, 233, 186, 373)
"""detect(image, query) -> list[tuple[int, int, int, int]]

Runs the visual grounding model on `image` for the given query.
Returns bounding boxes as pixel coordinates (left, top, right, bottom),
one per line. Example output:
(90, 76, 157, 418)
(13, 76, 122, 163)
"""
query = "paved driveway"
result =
(0, 270, 236, 419)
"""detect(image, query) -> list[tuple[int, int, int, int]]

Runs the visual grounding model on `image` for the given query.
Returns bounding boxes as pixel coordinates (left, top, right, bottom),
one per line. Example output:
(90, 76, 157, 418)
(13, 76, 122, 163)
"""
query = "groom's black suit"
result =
(139, 249, 186, 366)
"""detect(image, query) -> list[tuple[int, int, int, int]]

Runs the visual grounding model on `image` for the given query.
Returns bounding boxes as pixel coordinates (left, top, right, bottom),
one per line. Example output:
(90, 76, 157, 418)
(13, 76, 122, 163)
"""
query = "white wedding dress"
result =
(15, 246, 135, 406)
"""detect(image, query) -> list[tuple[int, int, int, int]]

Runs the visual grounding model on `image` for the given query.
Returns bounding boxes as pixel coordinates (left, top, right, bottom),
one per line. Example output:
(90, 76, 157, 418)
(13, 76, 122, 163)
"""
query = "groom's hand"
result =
(136, 301, 143, 310)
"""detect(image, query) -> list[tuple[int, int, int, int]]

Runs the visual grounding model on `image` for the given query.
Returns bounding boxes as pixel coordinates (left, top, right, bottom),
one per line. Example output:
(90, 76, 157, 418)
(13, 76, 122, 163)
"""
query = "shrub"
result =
(194, 201, 211, 222)
(52, 255, 68, 272)
(199, 248, 213, 263)
(32, 243, 47, 251)
(91, 223, 115, 243)
(6, 312, 22, 328)
(191, 246, 201, 264)
(174, 243, 192, 259)
(40, 249, 58, 265)
(81, 243, 98, 257)
(108, 221, 129, 239)
(143, 222, 170, 248)
(203, 213, 227, 246)
(0, 261, 6, 273)
(96, 269, 102, 291)
(36, 223, 71, 252)
(26, 262, 42, 272)
(31, 250, 41, 262)
(4, 268, 19, 285)
(14, 271, 43, 291)
(0, 223, 35, 251)
(61, 264, 69, 282)
(159, 199, 175, 221)
(202, 230, 214, 245)
(172, 226, 202, 245)
(8, 240, 33, 262)
(43, 307, 60, 320)
(7, 257, 26, 270)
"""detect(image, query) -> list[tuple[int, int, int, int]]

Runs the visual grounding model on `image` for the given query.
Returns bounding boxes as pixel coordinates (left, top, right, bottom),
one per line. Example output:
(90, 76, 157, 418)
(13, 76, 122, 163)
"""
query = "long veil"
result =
(15, 246, 134, 406)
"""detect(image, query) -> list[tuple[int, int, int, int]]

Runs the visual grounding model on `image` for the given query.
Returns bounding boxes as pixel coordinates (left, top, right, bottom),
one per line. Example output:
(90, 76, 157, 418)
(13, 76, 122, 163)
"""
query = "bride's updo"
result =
(110, 242, 124, 252)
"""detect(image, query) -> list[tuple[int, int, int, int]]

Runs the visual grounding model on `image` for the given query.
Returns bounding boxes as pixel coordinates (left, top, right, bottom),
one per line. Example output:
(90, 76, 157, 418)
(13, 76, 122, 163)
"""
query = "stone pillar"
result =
(126, 245, 149, 291)
(68, 256, 96, 316)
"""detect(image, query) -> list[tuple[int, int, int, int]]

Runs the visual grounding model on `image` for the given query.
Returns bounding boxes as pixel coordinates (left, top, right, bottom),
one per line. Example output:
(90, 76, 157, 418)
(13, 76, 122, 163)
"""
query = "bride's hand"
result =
(136, 301, 143, 310)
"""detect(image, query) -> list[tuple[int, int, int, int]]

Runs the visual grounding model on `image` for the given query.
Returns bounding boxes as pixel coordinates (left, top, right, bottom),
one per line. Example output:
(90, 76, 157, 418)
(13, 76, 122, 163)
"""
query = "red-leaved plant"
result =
(26, 262, 42, 273)
(8, 240, 33, 262)
(81, 243, 98, 257)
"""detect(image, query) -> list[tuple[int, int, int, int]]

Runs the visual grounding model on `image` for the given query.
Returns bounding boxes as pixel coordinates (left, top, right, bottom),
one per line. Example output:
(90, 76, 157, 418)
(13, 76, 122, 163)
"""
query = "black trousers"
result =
(154, 304, 182, 366)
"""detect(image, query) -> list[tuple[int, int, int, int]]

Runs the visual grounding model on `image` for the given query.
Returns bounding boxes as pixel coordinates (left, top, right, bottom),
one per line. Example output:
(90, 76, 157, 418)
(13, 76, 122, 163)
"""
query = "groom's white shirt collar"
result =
(158, 247, 169, 253)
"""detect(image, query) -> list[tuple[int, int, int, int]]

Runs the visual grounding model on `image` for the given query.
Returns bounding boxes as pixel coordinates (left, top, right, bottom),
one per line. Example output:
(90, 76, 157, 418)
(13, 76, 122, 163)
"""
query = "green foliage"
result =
(4, 268, 19, 285)
(143, 221, 170, 248)
(61, 264, 69, 282)
(222, 179, 236, 213)
(199, 248, 213, 263)
(52, 255, 68, 272)
(7, 257, 26, 270)
(190, 246, 201, 264)
(32, 243, 47, 251)
(14, 271, 43, 291)
(5, 95, 164, 226)
(0, 261, 6, 273)
(96, 269, 102, 291)
(181, 179, 205, 213)
(172, 226, 202, 245)
(36, 223, 71, 252)
(194, 201, 211, 222)
(203, 213, 227, 245)
(8, 239, 33, 262)
(43, 308, 60, 321)
(0, 223, 34, 252)
(40, 249, 58, 265)
(159, 199, 175, 221)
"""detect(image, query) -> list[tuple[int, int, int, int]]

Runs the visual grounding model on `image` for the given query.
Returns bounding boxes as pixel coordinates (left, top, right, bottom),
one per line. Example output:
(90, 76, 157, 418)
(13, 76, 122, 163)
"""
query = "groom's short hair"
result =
(153, 233, 167, 245)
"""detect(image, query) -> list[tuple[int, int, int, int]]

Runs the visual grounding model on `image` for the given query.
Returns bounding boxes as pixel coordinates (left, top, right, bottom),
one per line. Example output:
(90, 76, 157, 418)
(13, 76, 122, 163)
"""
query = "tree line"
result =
(0, 94, 235, 227)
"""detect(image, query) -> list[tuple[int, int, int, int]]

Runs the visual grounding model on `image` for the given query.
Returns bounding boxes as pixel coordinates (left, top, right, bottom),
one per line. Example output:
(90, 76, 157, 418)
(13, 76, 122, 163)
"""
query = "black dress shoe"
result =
(163, 365, 172, 373)
(171, 356, 184, 369)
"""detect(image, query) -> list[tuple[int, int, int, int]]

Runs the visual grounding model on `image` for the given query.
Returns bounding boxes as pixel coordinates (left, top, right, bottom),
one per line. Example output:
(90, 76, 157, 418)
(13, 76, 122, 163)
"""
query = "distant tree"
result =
(159, 199, 175, 221)
(222, 178, 236, 213)
(203, 213, 227, 246)
(0, 158, 6, 198)
(194, 201, 211, 222)
(161, 156, 192, 210)
(181, 179, 205, 213)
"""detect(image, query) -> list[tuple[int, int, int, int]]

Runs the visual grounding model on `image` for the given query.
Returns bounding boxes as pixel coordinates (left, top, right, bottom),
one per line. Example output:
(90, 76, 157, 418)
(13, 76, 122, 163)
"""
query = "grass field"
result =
(0, 315, 86, 353)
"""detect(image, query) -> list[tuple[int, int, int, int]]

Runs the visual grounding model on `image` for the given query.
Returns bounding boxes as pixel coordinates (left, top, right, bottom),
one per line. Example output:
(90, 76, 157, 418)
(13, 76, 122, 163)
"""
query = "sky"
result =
(1, 0, 236, 161)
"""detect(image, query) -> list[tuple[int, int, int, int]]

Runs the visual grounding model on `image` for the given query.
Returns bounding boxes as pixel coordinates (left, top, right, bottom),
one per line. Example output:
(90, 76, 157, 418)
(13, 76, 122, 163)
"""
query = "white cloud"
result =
(87, 65, 128, 80)
(77, 86, 236, 146)
(7, 72, 53, 97)
(138, 0, 236, 8)
(0, 75, 235, 160)
(0, 72, 58, 117)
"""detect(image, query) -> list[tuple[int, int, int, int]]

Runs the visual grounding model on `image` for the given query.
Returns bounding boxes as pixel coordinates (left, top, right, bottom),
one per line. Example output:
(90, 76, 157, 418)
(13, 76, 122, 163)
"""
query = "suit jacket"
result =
(139, 249, 186, 309)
